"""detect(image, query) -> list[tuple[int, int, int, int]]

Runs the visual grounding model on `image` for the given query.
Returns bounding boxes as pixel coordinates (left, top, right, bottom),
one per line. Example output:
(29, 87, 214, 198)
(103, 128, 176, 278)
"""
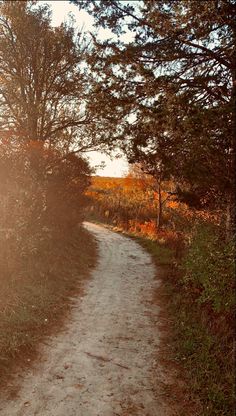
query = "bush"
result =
(183, 224, 235, 313)
(0, 139, 92, 318)
(175, 224, 236, 415)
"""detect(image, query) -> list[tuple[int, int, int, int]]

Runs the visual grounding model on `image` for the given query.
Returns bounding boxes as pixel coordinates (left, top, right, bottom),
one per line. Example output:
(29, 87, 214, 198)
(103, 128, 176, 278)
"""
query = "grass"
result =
(140, 231, 235, 416)
(0, 225, 97, 386)
(133, 236, 174, 266)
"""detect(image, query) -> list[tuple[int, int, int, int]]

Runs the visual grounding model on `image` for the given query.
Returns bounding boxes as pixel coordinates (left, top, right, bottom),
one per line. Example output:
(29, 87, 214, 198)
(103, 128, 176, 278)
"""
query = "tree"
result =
(73, 0, 236, 237)
(0, 1, 95, 270)
(0, 0, 106, 155)
(128, 162, 175, 229)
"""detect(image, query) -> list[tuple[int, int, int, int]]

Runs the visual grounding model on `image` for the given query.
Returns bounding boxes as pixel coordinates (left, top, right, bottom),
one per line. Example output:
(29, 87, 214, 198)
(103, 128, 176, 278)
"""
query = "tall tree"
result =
(0, 1, 95, 249)
(73, 0, 235, 236)
(0, 0, 106, 155)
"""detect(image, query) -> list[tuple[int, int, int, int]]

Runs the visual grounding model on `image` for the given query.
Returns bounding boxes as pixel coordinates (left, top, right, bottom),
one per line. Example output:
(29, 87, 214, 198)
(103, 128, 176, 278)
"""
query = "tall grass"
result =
(132, 225, 235, 415)
(177, 224, 235, 415)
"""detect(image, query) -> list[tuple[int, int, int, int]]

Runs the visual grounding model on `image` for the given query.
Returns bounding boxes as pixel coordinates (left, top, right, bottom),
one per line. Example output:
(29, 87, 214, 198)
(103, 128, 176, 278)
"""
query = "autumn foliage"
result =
(87, 174, 196, 244)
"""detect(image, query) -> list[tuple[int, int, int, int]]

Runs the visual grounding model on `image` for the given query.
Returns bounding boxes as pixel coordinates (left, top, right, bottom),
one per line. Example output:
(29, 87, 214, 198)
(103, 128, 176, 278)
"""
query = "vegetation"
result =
(74, 0, 235, 238)
(0, 1, 110, 153)
(87, 172, 183, 236)
(0, 0, 235, 414)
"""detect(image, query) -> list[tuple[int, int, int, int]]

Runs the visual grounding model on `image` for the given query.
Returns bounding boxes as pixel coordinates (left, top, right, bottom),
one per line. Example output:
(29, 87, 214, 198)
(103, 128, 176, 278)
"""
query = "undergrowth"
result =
(148, 224, 235, 416)
(176, 224, 235, 415)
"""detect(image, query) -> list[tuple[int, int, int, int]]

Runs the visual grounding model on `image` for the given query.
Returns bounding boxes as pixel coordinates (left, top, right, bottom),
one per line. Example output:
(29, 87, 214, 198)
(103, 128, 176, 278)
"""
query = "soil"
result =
(0, 222, 174, 416)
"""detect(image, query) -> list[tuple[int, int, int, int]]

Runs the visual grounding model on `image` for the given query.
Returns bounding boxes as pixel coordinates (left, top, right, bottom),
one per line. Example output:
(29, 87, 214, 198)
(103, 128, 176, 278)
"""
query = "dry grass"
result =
(0, 225, 97, 387)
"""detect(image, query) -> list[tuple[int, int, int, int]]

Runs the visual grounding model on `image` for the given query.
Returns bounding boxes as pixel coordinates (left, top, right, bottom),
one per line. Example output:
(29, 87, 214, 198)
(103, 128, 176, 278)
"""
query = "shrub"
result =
(183, 224, 235, 313)
(0, 140, 91, 293)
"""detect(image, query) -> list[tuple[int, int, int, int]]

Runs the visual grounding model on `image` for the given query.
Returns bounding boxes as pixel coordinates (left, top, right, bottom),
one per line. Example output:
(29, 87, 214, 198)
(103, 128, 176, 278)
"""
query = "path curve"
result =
(0, 222, 170, 416)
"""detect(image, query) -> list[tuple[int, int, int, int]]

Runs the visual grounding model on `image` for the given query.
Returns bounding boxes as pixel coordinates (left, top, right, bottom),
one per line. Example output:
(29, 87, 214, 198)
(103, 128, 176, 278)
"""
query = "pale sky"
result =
(44, 0, 130, 177)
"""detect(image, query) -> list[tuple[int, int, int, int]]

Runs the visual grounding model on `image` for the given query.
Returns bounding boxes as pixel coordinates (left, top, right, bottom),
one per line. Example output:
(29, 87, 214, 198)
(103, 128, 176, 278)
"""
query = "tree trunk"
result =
(226, 192, 235, 242)
(156, 182, 162, 230)
(226, 20, 236, 241)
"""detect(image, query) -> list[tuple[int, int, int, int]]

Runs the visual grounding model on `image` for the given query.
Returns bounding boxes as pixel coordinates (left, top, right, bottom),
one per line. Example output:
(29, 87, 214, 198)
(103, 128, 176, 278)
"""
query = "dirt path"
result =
(0, 222, 171, 416)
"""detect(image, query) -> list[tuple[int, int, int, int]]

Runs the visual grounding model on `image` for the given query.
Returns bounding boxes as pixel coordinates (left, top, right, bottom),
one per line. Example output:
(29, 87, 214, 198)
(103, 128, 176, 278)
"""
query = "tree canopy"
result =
(73, 0, 235, 222)
(0, 0, 110, 155)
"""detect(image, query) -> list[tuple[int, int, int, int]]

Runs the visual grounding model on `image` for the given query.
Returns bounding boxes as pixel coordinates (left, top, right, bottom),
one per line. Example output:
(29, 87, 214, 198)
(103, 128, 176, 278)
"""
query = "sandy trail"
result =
(0, 222, 170, 416)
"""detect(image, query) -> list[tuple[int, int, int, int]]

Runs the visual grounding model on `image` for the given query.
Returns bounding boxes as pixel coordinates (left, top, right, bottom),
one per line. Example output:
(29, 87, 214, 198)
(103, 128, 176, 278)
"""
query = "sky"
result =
(44, 0, 130, 177)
